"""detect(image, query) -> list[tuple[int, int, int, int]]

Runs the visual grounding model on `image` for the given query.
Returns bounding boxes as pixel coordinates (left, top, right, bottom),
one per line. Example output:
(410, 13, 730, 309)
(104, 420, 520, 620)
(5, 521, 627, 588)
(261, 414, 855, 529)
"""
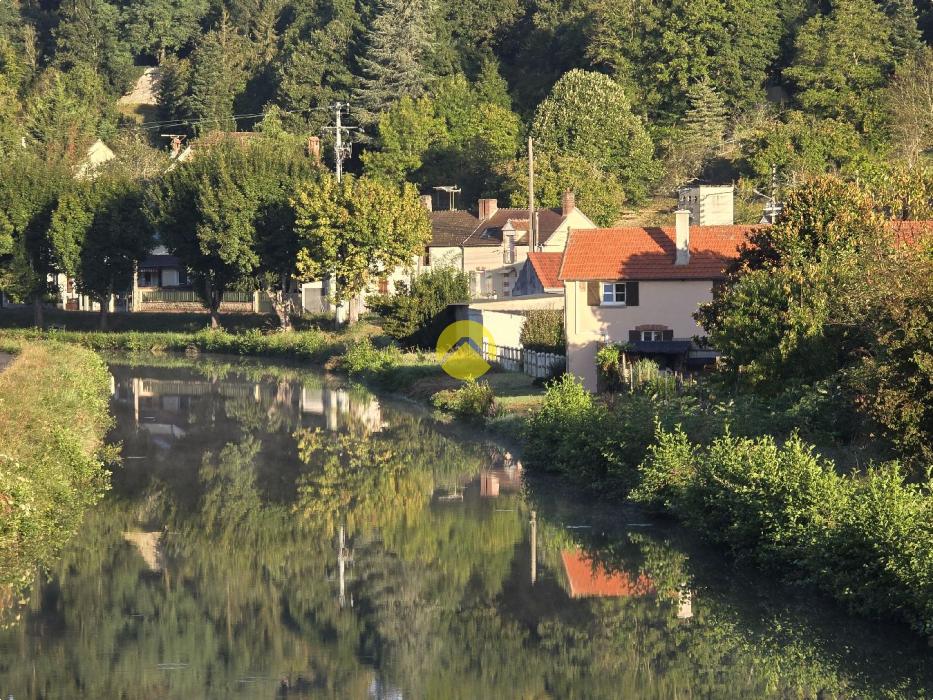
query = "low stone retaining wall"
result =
(139, 301, 256, 314)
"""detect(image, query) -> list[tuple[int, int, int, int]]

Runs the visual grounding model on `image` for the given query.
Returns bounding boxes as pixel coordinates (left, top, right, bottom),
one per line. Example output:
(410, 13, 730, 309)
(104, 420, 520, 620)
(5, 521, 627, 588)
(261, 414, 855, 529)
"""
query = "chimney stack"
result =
(307, 136, 321, 164)
(420, 194, 433, 212)
(478, 198, 498, 220)
(675, 209, 691, 266)
(561, 189, 576, 216)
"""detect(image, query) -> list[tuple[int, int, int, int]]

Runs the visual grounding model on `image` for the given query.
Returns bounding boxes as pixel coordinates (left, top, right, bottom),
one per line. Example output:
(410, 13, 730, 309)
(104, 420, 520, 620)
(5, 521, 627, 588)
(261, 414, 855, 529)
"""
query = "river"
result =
(0, 356, 930, 699)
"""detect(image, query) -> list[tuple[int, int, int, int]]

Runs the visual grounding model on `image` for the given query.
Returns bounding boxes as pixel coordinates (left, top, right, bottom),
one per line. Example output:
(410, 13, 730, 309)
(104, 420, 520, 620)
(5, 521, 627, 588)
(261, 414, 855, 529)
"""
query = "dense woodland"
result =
(0, 0, 931, 219)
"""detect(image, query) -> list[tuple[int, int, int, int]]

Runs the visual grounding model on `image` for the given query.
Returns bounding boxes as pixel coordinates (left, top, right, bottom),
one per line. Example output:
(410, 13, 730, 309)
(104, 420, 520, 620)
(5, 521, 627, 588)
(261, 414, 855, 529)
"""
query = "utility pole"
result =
(323, 102, 357, 183)
(527, 137, 536, 250)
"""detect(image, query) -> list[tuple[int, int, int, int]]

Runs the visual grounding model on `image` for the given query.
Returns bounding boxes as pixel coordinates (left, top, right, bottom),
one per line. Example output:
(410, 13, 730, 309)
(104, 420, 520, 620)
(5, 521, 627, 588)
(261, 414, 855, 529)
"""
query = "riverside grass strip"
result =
(0, 340, 114, 597)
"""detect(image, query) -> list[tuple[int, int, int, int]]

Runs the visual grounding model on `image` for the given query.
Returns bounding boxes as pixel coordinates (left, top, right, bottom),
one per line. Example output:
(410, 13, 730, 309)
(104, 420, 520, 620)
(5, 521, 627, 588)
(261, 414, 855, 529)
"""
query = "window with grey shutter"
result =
(626, 281, 639, 306)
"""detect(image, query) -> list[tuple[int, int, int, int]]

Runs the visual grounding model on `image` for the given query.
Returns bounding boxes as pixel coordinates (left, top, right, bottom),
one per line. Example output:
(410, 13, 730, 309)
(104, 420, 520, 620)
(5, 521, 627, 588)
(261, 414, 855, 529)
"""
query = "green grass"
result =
(0, 340, 114, 604)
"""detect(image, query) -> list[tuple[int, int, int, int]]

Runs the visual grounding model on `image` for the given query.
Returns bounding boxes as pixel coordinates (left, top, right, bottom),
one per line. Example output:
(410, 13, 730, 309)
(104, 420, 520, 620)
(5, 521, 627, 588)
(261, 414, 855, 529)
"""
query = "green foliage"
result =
(293, 173, 431, 304)
(785, 0, 894, 125)
(531, 69, 658, 203)
(353, 0, 432, 125)
(501, 152, 627, 226)
(519, 309, 564, 353)
(363, 76, 522, 203)
(367, 267, 470, 345)
(633, 426, 933, 636)
(340, 337, 402, 377)
(0, 341, 112, 590)
(431, 380, 499, 421)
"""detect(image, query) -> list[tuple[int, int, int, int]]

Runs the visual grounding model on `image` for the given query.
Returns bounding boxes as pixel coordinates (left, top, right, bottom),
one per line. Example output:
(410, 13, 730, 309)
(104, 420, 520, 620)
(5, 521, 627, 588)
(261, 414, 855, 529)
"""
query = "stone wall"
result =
(138, 301, 255, 314)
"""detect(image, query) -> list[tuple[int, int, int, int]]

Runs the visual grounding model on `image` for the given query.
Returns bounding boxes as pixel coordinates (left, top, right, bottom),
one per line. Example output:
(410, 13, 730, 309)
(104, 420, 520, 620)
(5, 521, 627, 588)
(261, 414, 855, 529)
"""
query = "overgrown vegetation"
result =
(431, 380, 499, 421)
(367, 267, 470, 347)
(519, 309, 564, 353)
(0, 341, 113, 596)
(633, 426, 933, 637)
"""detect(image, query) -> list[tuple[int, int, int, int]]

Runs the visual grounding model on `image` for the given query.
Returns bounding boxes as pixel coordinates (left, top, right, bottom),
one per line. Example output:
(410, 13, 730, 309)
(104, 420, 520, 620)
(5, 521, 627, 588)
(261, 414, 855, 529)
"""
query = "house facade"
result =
(421, 192, 596, 299)
(560, 210, 765, 391)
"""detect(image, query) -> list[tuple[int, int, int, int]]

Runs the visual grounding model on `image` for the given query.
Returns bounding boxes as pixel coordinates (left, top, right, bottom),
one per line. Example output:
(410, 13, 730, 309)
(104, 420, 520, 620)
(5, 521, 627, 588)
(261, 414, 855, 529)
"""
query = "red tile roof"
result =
(559, 225, 766, 281)
(526, 252, 563, 291)
(561, 550, 655, 598)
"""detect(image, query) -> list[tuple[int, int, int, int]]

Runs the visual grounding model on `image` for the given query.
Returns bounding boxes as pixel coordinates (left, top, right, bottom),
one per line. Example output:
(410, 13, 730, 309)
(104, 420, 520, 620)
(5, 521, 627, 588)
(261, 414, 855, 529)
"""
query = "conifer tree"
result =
(354, 0, 433, 125)
(682, 79, 728, 154)
(185, 13, 248, 133)
(887, 0, 923, 63)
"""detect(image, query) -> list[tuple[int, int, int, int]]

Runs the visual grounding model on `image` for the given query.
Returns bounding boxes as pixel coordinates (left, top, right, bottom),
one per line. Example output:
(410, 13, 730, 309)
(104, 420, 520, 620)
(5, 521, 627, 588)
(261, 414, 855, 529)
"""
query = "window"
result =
(138, 269, 158, 288)
(602, 282, 627, 305)
(378, 278, 389, 295)
(422, 247, 431, 267)
(642, 330, 664, 342)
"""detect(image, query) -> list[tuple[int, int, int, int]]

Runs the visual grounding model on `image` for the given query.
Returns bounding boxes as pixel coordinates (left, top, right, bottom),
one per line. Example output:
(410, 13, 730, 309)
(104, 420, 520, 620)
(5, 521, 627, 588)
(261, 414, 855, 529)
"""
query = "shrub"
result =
(520, 309, 565, 353)
(368, 267, 470, 345)
(431, 380, 498, 421)
(340, 337, 401, 377)
(632, 425, 933, 637)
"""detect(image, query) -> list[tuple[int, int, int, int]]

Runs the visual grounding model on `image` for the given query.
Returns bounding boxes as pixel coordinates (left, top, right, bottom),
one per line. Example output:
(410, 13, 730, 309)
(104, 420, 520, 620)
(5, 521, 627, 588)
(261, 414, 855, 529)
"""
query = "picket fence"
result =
(482, 341, 565, 379)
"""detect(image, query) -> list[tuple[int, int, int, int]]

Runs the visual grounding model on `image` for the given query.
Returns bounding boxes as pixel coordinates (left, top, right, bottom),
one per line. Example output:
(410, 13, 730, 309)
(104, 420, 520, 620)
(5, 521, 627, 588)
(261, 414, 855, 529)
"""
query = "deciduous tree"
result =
(293, 174, 431, 322)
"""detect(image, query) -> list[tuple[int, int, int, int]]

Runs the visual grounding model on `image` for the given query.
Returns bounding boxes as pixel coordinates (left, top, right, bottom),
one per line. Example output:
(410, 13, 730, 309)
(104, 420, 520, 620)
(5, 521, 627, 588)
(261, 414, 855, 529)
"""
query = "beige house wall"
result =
(541, 209, 597, 252)
(564, 279, 715, 391)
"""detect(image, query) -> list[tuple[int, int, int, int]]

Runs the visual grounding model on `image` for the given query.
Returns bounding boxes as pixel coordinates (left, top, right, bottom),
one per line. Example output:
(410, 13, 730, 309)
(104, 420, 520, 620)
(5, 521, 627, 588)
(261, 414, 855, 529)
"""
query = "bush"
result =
(632, 425, 933, 637)
(340, 337, 401, 377)
(431, 380, 499, 421)
(520, 309, 565, 353)
(368, 267, 470, 345)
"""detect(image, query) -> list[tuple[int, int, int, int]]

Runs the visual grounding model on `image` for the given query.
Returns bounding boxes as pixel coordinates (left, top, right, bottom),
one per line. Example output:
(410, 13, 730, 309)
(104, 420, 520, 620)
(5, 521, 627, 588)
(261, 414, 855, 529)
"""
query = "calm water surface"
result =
(1, 356, 931, 699)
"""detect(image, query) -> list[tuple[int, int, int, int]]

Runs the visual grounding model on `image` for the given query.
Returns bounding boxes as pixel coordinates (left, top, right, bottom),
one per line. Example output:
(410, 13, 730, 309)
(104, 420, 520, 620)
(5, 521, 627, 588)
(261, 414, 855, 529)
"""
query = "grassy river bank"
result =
(0, 339, 113, 615)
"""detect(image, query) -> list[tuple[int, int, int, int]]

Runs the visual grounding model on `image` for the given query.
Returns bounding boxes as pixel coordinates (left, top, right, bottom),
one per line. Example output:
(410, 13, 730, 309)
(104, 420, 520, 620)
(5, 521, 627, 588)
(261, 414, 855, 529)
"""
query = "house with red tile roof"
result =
(560, 210, 766, 390)
(513, 251, 564, 296)
(421, 191, 596, 299)
(560, 550, 655, 598)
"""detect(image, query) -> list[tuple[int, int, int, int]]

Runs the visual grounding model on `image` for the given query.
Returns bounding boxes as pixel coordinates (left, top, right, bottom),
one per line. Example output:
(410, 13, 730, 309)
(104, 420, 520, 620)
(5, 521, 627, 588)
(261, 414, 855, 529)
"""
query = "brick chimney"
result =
(478, 198, 498, 220)
(307, 136, 321, 164)
(675, 209, 691, 266)
(561, 189, 576, 216)
(420, 194, 433, 212)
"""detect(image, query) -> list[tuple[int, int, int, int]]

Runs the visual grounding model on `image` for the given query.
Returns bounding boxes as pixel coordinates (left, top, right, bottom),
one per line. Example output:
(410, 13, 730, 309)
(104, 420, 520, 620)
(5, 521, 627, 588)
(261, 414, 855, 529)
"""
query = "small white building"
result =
(678, 185, 734, 226)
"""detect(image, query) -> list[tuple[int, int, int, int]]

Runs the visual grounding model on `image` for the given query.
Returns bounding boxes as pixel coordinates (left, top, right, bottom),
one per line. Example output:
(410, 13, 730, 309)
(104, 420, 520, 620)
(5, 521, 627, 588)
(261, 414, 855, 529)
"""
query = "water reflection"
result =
(0, 356, 930, 699)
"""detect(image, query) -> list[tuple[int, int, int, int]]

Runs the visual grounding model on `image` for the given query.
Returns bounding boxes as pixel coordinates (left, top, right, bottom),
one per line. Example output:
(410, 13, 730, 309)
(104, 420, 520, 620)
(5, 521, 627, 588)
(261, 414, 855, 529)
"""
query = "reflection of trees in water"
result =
(2, 361, 932, 698)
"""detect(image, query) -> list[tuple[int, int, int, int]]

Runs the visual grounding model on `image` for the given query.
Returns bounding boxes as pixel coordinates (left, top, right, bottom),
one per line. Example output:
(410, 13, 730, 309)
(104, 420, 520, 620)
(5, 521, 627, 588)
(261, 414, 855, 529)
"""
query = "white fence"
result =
(482, 341, 566, 379)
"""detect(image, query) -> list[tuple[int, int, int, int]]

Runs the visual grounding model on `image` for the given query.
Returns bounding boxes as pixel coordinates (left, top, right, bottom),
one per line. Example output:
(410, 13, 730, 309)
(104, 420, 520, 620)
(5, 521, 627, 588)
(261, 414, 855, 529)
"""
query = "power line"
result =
(126, 105, 334, 132)
(321, 102, 359, 183)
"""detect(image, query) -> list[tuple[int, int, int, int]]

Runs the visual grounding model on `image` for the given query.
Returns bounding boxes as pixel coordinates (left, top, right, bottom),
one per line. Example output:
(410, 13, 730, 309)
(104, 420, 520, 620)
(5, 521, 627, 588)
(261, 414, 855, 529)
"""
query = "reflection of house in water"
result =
(300, 386, 383, 433)
(477, 450, 524, 497)
(478, 467, 523, 497)
(123, 531, 164, 572)
(112, 372, 384, 446)
(561, 550, 655, 598)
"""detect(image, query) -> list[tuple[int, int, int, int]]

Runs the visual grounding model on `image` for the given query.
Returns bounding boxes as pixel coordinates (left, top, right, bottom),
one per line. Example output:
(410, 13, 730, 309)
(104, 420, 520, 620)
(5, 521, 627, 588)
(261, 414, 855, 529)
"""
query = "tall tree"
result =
(49, 175, 154, 329)
(785, 0, 895, 124)
(185, 12, 248, 133)
(123, 0, 209, 63)
(0, 153, 71, 327)
(152, 141, 258, 328)
(531, 69, 658, 203)
(885, 47, 933, 165)
(293, 174, 431, 322)
(354, 0, 433, 125)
